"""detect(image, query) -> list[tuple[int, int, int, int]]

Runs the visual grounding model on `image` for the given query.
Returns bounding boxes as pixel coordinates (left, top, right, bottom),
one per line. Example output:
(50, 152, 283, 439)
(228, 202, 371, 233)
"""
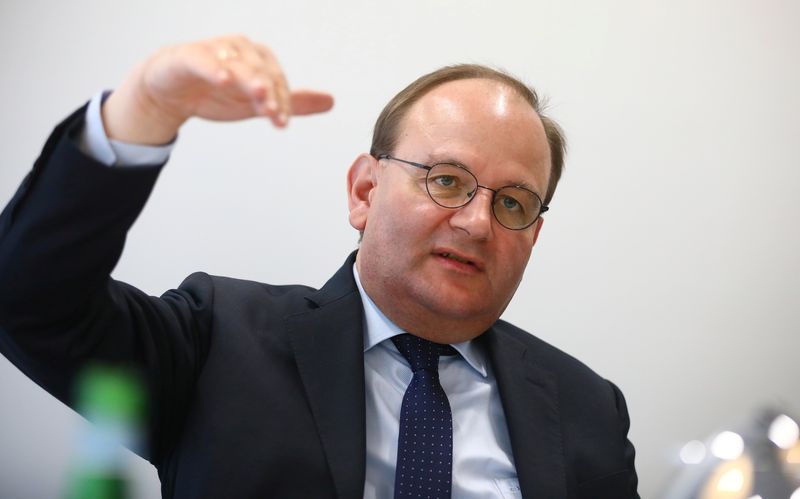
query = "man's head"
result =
(347, 65, 565, 344)
(370, 65, 565, 206)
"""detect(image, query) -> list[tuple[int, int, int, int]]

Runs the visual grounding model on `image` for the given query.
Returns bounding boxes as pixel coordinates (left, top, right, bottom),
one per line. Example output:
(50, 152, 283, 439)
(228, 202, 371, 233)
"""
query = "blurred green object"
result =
(74, 365, 146, 426)
(65, 473, 127, 499)
(64, 364, 147, 499)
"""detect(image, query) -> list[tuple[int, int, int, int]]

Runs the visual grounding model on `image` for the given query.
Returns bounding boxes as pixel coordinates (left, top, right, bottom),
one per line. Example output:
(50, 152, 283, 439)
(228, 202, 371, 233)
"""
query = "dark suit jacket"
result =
(0, 106, 639, 498)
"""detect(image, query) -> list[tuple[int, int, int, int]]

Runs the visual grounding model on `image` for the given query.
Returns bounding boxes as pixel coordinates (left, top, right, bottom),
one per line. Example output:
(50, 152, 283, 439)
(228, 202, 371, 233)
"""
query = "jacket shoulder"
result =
(491, 319, 609, 387)
(170, 271, 319, 314)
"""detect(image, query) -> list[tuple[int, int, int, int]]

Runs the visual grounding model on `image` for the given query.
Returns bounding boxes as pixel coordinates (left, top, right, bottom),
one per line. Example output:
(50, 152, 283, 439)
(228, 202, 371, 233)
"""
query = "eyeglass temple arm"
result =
(376, 154, 432, 172)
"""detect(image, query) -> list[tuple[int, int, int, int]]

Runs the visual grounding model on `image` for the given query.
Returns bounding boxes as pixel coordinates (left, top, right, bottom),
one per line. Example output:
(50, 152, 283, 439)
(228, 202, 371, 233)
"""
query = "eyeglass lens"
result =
(425, 163, 541, 230)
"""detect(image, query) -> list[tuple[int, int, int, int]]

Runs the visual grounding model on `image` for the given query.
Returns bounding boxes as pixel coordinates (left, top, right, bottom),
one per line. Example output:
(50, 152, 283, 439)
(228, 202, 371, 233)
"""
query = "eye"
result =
(499, 195, 522, 211)
(426, 163, 475, 202)
(432, 175, 459, 188)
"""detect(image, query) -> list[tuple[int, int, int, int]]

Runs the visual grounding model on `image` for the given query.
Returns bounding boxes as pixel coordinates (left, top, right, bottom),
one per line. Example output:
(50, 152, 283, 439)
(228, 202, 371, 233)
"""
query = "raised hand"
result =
(102, 34, 334, 144)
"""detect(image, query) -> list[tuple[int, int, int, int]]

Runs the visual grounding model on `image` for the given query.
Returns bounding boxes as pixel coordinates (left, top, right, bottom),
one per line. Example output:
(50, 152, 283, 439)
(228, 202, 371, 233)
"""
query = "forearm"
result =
(0, 106, 163, 321)
(0, 109, 207, 463)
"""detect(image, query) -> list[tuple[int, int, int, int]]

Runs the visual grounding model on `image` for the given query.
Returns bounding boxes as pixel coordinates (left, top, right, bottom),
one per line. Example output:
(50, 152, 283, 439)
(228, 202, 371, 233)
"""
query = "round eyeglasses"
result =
(377, 154, 549, 230)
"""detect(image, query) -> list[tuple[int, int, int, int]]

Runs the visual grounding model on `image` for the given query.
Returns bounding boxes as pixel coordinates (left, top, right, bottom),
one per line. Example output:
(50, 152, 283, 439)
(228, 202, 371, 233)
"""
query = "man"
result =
(0, 35, 638, 498)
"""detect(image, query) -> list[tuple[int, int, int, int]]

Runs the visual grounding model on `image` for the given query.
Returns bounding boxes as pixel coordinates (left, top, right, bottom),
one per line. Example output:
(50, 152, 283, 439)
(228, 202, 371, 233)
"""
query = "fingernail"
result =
(279, 112, 288, 124)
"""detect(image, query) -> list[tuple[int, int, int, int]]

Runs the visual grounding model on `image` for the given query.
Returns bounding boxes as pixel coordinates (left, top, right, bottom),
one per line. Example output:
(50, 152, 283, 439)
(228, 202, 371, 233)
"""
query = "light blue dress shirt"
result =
(79, 91, 175, 167)
(80, 91, 521, 498)
(355, 269, 520, 499)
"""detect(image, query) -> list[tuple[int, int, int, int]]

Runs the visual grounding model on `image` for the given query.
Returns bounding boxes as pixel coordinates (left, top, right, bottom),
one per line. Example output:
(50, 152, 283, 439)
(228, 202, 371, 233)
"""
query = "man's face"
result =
(349, 78, 551, 343)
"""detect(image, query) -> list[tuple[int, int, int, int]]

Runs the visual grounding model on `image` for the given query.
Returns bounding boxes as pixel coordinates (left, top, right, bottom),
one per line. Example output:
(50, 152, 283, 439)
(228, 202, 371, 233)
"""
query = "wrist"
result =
(102, 67, 185, 145)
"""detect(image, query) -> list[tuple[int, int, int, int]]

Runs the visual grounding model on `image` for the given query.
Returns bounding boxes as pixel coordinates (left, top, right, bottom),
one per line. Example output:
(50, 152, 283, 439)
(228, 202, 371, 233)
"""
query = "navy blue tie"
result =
(392, 333, 458, 499)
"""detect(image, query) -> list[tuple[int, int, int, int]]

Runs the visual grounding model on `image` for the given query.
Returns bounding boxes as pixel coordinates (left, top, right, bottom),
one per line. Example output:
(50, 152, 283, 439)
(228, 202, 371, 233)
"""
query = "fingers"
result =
(208, 36, 294, 127)
(254, 45, 292, 126)
(219, 54, 275, 111)
(290, 90, 335, 116)
(149, 35, 332, 128)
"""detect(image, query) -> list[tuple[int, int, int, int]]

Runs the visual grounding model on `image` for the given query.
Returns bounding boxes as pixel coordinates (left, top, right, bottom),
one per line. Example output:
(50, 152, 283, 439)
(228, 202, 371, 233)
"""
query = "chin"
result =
(425, 296, 498, 324)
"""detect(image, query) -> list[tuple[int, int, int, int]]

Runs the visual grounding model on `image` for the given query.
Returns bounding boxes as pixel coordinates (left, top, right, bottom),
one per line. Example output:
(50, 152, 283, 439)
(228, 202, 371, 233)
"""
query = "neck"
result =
(356, 273, 494, 345)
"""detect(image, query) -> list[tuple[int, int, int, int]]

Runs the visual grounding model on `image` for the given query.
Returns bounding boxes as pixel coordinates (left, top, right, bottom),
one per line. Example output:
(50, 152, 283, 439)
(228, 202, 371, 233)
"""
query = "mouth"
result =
(433, 249, 484, 272)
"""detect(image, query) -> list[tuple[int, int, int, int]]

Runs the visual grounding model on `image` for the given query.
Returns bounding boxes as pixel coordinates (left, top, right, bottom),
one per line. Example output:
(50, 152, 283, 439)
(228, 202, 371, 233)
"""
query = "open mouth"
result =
(439, 252, 472, 265)
(434, 251, 483, 271)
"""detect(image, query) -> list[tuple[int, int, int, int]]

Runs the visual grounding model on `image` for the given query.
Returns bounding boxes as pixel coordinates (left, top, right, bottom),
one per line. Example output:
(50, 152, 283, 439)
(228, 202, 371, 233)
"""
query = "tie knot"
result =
(391, 333, 457, 373)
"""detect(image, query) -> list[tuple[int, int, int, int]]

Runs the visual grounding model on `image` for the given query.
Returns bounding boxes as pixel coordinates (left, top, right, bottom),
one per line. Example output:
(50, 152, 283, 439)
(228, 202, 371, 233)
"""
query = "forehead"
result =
(396, 78, 551, 192)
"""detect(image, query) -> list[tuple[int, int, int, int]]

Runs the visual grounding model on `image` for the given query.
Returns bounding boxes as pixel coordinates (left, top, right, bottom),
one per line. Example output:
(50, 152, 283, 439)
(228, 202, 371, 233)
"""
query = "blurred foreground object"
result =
(662, 408, 800, 499)
(64, 365, 146, 499)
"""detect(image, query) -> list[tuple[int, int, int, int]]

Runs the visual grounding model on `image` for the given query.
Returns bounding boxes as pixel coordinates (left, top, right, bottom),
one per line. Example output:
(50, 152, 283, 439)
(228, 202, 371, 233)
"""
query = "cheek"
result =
(364, 194, 423, 253)
(495, 240, 534, 282)
(379, 191, 445, 237)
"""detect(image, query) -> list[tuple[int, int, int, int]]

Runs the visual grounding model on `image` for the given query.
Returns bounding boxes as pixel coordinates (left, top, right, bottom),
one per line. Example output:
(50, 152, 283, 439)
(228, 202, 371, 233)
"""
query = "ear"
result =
(530, 217, 544, 247)
(347, 153, 378, 232)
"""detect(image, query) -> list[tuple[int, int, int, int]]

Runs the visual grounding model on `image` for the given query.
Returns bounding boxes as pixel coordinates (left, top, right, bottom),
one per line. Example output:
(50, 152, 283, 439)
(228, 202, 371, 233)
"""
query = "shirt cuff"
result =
(78, 90, 175, 167)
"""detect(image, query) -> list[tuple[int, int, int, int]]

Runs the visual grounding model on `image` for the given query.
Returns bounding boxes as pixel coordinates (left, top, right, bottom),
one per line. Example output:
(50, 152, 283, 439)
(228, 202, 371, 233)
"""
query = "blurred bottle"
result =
(64, 365, 146, 499)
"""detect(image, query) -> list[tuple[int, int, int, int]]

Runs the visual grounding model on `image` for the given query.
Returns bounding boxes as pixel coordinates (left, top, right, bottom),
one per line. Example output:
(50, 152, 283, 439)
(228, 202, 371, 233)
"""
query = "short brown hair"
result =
(370, 64, 566, 206)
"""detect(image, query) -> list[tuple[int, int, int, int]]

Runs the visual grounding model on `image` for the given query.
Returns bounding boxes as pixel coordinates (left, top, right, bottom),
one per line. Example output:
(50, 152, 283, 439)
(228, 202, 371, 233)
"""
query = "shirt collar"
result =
(353, 264, 488, 378)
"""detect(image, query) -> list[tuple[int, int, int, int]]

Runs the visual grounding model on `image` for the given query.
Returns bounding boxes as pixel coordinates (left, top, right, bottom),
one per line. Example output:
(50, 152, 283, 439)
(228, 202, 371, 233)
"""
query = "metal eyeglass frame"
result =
(376, 154, 549, 230)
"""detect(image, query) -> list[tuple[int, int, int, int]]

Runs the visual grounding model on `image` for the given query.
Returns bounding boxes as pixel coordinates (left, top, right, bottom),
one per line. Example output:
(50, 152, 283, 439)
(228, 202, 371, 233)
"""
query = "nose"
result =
(448, 187, 494, 240)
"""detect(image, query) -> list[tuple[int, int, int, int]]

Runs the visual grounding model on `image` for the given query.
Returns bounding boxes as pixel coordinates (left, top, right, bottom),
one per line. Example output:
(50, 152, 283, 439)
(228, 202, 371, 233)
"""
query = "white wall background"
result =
(1, 0, 798, 497)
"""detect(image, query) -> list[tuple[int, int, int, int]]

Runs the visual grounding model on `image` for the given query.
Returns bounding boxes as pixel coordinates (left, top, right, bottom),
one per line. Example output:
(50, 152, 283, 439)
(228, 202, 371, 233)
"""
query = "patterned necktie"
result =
(392, 333, 458, 499)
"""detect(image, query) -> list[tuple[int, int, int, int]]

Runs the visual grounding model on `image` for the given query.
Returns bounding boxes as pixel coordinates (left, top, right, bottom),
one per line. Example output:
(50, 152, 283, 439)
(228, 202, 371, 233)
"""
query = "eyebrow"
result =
(425, 154, 541, 194)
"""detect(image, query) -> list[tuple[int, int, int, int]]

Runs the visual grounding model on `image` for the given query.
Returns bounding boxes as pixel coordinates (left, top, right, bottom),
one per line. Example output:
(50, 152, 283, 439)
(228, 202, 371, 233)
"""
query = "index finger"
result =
(289, 90, 335, 116)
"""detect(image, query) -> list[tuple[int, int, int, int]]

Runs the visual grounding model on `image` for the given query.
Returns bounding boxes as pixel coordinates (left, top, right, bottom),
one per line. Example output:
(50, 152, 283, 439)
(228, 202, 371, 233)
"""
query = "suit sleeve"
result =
(572, 379, 640, 498)
(0, 105, 212, 465)
(610, 380, 640, 498)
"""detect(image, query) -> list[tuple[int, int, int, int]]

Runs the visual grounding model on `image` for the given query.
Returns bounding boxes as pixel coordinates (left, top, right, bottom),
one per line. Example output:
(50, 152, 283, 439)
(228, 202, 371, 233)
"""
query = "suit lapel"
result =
(482, 328, 567, 498)
(286, 253, 366, 499)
